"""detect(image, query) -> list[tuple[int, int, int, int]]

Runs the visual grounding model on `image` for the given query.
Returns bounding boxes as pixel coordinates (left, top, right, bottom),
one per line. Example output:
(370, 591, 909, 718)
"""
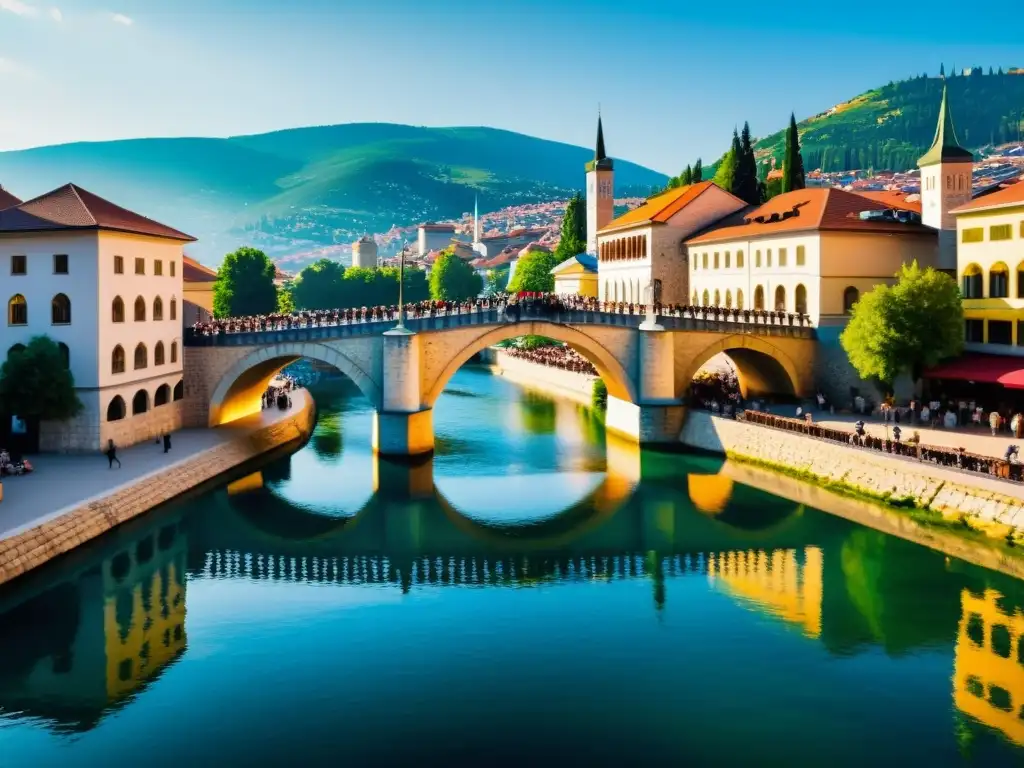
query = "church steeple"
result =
(586, 110, 613, 172)
(918, 82, 974, 167)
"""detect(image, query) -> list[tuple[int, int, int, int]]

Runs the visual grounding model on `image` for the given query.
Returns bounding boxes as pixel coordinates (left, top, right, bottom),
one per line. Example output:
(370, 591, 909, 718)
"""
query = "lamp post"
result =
(394, 240, 408, 332)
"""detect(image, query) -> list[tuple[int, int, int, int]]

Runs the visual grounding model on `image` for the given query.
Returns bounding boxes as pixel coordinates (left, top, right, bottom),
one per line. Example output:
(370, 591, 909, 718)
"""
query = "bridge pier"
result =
(605, 397, 687, 447)
(374, 329, 435, 456)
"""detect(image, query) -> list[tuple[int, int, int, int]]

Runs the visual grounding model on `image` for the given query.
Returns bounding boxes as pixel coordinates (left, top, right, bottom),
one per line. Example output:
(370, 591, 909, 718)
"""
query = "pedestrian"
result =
(990, 409, 1003, 437)
(893, 425, 902, 443)
(163, 433, 171, 453)
(106, 438, 121, 469)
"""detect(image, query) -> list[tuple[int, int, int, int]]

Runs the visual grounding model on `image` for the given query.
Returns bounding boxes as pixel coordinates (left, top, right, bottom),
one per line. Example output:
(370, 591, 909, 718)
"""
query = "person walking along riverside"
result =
(105, 439, 121, 469)
(163, 434, 172, 454)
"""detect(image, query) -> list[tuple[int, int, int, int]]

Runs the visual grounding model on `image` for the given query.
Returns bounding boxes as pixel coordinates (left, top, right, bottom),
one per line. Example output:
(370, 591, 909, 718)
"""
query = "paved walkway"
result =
(0, 405, 292, 543)
(770, 404, 1017, 460)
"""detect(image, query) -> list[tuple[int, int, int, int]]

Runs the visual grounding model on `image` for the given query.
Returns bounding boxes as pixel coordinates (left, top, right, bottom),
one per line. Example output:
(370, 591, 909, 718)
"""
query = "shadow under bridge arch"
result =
(679, 334, 808, 400)
(208, 341, 382, 426)
(423, 321, 637, 407)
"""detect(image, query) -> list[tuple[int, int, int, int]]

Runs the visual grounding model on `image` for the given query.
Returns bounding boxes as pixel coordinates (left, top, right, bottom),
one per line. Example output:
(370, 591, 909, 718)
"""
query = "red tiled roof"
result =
(951, 179, 1024, 214)
(183, 254, 217, 283)
(686, 187, 934, 245)
(0, 187, 21, 210)
(853, 190, 922, 214)
(0, 183, 195, 241)
(601, 181, 734, 233)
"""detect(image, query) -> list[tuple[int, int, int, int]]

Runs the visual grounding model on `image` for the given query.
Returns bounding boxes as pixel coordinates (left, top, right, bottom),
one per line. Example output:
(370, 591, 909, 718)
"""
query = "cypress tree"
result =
(681, 165, 693, 185)
(781, 113, 806, 193)
(939, 63, 945, 77)
(735, 121, 760, 205)
(692, 158, 703, 183)
(713, 130, 741, 195)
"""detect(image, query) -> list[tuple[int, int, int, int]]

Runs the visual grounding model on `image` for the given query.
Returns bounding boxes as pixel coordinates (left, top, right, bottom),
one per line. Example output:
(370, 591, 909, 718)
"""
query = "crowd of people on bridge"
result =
(186, 292, 810, 338)
(501, 344, 598, 376)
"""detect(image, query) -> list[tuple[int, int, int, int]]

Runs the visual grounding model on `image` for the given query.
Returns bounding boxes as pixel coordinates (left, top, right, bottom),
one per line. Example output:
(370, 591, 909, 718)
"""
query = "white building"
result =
(586, 114, 614, 254)
(0, 183, 196, 452)
(417, 223, 457, 256)
(352, 235, 379, 268)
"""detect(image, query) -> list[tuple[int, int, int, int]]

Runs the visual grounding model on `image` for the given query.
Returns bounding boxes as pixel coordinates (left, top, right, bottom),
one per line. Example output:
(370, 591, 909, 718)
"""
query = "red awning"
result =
(925, 354, 1024, 389)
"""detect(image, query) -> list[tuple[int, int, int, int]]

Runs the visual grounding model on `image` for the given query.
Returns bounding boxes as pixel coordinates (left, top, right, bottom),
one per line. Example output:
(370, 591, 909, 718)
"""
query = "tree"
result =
(508, 249, 558, 293)
(735, 121, 760, 205)
(484, 267, 510, 296)
(292, 258, 346, 310)
(692, 158, 703, 183)
(277, 286, 295, 314)
(555, 193, 587, 261)
(213, 246, 278, 318)
(713, 132, 739, 193)
(681, 165, 693, 185)
(840, 261, 963, 386)
(939, 63, 945, 77)
(0, 336, 82, 422)
(429, 248, 483, 301)
(782, 113, 806, 193)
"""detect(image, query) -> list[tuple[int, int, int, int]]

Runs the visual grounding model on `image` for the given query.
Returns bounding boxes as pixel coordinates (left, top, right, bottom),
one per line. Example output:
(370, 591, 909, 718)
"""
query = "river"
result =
(1, 366, 1024, 765)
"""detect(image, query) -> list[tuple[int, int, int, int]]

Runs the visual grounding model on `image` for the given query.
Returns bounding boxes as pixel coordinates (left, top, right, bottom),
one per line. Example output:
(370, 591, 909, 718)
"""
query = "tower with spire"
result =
(919, 82, 973, 271)
(585, 111, 615, 254)
(473, 194, 481, 244)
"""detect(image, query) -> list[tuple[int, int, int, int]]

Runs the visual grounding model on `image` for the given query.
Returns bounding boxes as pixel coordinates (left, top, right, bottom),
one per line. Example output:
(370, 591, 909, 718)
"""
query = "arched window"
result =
(795, 284, 808, 315)
(58, 342, 70, 369)
(107, 395, 126, 422)
(134, 296, 146, 322)
(173, 380, 184, 401)
(737, 250, 745, 268)
(170, 297, 177, 321)
(51, 293, 71, 325)
(714, 289, 721, 306)
(7, 343, 26, 360)
(990, 262, 1010, 299)
(153, 296, 164, 322)
(154, 341, 165, 366)
(754, 285, 765, 310)
(843, 286, 860, 314)
(737, 289, 744, 310)
(134, 342, 147, 370)
(774, 285, 786, 311)
(8, 294, 27, 326)
(692, 290, 698, 305)
(702, 290, 710, 307)
(725, 290, 733, 309)
(112, 296, 125, 323)
(132, 389, 148, 415)
(171, 341, 178, 364)
(112, 345, 126, 374)
(961, 264, 983, 299)
(724, 251, 731, 269)
(154, 383, 170, 407)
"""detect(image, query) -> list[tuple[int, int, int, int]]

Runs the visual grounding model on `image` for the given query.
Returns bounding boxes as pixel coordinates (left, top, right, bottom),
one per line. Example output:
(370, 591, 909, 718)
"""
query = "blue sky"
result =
(1, 0, 1022, 173)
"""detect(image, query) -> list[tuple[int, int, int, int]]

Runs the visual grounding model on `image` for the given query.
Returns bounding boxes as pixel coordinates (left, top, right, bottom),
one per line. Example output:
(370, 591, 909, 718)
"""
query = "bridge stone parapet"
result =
(183, 308, 817, 456)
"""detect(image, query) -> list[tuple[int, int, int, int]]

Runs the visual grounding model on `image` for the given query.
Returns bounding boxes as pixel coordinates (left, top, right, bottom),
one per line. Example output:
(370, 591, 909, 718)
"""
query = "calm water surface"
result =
(2, 367, 1024, 766)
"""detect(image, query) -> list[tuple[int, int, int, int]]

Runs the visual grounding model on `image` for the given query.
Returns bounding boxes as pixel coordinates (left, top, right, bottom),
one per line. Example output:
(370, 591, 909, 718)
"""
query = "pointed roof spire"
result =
(918, 82, 974, 167)
(586, 107, 614, 172)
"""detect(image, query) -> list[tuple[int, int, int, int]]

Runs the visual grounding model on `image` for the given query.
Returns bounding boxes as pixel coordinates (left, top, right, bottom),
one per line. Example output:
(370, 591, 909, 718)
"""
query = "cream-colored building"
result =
(551, 253, 598, 297)
(0, 183, 195, 452)
(951, 182, 1024, 352)
(352, 235, 379, 268)
(597, 181, 747, 305)
(182, 254, 216, 322)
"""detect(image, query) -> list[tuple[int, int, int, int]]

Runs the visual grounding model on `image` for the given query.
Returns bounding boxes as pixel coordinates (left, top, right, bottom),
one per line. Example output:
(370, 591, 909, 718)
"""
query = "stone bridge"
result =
(183, 308, 816, 455)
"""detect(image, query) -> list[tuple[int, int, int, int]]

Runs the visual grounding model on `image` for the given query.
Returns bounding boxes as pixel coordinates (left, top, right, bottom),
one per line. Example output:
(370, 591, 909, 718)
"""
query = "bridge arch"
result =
(681, 334, 806, 400)
(208, 341, 382, 426)
(424, 321, 637, 407)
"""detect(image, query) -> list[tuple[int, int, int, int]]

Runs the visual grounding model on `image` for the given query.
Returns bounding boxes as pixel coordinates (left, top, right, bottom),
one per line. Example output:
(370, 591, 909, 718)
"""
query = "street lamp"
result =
(395, 239, 408, 331)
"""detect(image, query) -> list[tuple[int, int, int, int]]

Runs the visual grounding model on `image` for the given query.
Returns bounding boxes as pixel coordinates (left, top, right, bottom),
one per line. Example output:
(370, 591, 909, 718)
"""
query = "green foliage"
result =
(519, 335, 557, 350)
(713, 135, 738, 193)
(213, 246, 278, 318)
(277, 285, 295, 313)
(555, 192, 587, 261)
(692, 158, 702, 183)
(840, 261, 964, 385)
(484, 267, 510, 296)
(508, 249, 557, 293)
(735, 121, 760, 205)
(782, 113, 806, 192)
(291, 258, 346, 310)
(429, 248, 483, 301)
(591, 379, 608, 411)
(0, 336, 82, 421)
(763, 176, 783, 201)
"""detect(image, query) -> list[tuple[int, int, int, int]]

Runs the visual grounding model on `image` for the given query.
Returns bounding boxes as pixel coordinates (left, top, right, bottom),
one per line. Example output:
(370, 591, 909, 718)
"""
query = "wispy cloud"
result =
(0, 0, 39, 18)
(0, 57, 37, 79)
(48, 6, 61, 21)
(110, 12, 132, 25)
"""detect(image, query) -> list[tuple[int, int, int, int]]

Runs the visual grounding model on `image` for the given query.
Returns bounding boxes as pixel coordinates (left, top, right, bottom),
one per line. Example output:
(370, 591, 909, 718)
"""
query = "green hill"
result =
(750, 71, 1024, 175)
(0, 124, 666, 263)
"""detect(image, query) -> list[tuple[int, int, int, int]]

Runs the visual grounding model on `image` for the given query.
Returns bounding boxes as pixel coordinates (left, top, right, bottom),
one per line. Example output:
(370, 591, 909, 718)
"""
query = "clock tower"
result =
(586, 113, 614, 254)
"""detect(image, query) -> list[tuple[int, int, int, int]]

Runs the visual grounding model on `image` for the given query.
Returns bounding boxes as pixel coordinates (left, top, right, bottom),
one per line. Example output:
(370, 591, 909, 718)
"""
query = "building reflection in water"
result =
(0, 515, 188, 730)
(954, 588, 1024, 747)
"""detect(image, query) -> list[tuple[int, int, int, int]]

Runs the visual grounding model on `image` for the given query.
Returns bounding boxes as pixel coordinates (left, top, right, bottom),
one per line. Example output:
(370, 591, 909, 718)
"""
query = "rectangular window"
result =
(989, 320, 1013, 346)
(737, 250, 744, 268)
(766, 249, 772, 268)
(170, 260, 176, 277)
(755, 250, 761, 268)
(965, 318, 984, 343)
(702, 253, 708, 269)
(135, 257, 145, 275)
(1018, 321, 1024, 346)
(713, 252, 719, 269)
(114, 255, 124, 274)
(779, 248, 788, 267)
(724, 251, 730, 269)
(11, 255, 26, 275)
(693, 256, 698, 271)
(962, 227, 984, 243)
(53, 253, 68, 274)
(1020, 220, 1024, 239)
(990, 224, 1013, 241)
(796, 245, 806, 266)
(154, 259, 163, 276)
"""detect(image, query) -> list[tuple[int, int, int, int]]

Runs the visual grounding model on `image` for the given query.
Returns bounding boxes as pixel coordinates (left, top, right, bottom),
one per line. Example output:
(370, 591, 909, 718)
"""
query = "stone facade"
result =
(0, 392, 316, 588)
(491, 350, 596, 407)
(41, 398, 184, 453)
(681, 411, 1024, 534)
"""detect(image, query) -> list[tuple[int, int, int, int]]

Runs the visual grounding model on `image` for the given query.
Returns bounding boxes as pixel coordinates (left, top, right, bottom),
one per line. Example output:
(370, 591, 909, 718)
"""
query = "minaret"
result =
(473, 194, 481, 244)
(586, 111, 614, 254)
(918, 82, 973, 272)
